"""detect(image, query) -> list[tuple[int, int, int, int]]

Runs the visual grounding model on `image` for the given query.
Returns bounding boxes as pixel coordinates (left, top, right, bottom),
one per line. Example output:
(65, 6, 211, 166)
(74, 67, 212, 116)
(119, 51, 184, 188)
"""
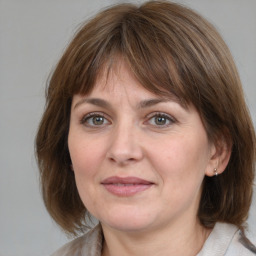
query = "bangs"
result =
(65, 5, 201, 108)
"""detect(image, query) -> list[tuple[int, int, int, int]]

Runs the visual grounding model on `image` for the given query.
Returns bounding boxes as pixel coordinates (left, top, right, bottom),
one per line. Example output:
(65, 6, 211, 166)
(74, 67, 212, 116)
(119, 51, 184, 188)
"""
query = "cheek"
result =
(152, 138, 208, 214)
(68, 135, 102, 210)
(68, 133, 109, 209)
(149, 134, 210, 189)
(68, 132, 104, 176)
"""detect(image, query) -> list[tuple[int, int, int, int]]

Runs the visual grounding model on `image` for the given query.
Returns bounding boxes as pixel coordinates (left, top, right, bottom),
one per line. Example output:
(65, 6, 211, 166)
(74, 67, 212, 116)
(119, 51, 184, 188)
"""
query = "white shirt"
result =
(51, 222, 256, 256)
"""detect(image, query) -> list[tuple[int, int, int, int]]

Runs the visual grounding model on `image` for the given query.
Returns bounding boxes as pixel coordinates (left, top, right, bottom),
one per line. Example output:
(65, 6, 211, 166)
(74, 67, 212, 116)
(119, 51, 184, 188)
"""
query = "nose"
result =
(106, 123, 144, 166)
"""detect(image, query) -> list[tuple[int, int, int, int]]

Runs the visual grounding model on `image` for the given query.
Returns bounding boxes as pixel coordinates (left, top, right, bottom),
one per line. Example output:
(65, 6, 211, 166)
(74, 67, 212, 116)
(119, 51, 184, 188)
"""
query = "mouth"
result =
(101, 176, 154, 197)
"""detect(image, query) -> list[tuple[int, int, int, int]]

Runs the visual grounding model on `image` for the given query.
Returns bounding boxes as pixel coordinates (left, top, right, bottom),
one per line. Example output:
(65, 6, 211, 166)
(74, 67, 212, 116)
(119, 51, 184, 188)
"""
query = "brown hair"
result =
(36, 1, 256, 235)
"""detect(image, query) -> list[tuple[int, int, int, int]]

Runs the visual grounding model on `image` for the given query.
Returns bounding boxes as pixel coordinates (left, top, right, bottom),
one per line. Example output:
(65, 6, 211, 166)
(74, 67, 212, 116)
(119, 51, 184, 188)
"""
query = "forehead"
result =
(82, 59, 184, 106)
(72, 74, 187, 116)
(93, 59, 137, 92)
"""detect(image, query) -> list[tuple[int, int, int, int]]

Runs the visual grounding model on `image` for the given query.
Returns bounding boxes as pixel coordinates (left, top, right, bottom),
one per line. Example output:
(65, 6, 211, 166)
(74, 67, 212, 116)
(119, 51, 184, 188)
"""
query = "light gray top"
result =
(51, 222, 256, 256)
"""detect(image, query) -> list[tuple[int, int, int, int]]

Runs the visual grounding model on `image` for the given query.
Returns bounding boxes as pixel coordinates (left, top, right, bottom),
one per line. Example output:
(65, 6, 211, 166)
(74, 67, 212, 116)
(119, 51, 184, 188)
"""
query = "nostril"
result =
(109, 157, 116, 162)
(108, 155, 137, 165)
(106, 134, 144, 164)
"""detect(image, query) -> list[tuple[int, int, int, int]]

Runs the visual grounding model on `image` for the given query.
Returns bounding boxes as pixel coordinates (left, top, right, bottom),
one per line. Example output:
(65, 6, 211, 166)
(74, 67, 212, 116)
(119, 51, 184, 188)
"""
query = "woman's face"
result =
(68, 61, 217, 233)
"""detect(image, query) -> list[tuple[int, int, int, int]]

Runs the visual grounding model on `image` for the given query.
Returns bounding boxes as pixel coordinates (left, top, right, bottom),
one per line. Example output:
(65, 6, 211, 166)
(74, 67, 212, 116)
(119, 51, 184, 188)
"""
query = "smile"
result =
(101, 176, 154, 197)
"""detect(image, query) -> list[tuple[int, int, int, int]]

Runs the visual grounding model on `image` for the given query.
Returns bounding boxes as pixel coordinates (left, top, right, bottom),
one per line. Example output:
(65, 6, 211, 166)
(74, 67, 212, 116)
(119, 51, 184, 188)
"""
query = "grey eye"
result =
(92, 116, 105, 125)
(154, 116, 168, 125)
(81, 113, 110, 127)
(147, 113, 174, 127)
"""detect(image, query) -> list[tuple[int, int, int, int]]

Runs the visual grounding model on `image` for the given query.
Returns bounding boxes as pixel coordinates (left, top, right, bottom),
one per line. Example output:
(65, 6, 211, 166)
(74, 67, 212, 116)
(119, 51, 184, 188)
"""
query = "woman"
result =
(36, 1, 256, 255)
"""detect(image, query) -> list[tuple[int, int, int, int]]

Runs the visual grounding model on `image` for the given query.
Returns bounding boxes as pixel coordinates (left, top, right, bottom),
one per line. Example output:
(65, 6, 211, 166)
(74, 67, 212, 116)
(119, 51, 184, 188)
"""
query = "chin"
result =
(98, 208, 158, 233)
(103, 220, 153, 233)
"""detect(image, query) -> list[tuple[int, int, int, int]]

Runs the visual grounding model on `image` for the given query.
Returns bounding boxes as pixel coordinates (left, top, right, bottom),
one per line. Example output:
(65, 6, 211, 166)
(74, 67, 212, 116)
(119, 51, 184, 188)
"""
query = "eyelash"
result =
(145, 112, 175, 127)
(80, 112, 176, 128)
(80, 112, 110, 127)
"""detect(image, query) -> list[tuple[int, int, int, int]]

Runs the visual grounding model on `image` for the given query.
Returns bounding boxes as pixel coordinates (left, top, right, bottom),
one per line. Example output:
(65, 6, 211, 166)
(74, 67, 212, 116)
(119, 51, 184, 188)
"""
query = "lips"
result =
(101, 176, 154, 197)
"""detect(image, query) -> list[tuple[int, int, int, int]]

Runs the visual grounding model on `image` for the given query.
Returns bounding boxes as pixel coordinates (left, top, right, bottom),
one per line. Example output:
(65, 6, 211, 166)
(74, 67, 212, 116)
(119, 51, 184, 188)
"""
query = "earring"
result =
(214, 168, 218, 176)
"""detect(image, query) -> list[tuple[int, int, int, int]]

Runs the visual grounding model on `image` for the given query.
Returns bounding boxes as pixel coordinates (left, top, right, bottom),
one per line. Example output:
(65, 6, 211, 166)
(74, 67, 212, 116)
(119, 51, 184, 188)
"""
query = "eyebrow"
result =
(138, 98, 170, 108)
(73, 97, 182, 110)
(74, 98, 112, 110)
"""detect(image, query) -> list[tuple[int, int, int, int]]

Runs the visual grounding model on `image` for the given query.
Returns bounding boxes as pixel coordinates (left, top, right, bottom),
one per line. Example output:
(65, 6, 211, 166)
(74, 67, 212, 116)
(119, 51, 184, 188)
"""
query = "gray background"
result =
(0, 0, 255, 255)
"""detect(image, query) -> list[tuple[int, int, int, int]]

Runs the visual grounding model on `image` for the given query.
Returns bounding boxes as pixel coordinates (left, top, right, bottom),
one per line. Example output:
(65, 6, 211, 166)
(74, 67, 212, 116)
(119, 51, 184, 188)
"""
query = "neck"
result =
(101, 218, 212, 256)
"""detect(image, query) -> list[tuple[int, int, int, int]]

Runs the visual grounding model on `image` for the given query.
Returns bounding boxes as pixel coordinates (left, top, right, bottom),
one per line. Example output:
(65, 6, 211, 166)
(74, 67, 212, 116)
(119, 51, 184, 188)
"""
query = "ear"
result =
(205, 135, 232, 177)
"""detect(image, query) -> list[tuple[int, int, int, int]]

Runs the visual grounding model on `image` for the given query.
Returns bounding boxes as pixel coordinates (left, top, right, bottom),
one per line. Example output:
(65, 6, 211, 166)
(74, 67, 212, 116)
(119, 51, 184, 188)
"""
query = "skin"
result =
(68, 60, 230, 256)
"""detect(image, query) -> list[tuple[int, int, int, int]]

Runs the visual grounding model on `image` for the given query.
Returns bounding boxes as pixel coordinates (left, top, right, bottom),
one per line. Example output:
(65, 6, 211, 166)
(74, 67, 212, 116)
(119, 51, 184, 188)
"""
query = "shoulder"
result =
(50, 224, 103, 256)
(226, 227, 256, 256)
(198, 222, 256, 256)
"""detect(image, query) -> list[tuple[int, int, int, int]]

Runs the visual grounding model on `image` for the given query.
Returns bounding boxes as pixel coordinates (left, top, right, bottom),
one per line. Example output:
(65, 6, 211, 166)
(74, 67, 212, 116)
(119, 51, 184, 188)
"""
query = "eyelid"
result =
(145, 112, 176, 127)
(146, 112, 175, 121)
(80, 112, 111, 125)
